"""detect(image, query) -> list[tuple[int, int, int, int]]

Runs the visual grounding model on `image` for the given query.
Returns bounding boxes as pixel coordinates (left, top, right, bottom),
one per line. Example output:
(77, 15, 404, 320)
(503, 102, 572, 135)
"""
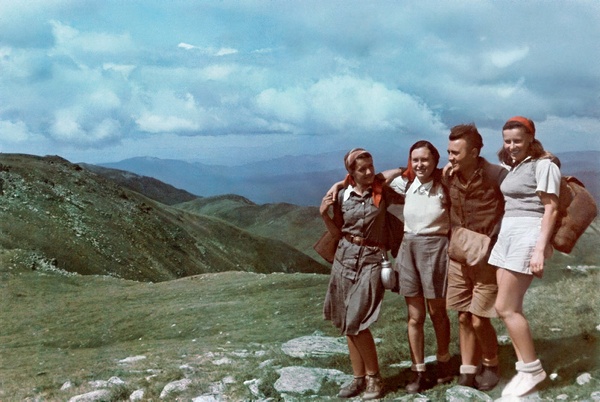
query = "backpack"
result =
(552, 176, 598, 253)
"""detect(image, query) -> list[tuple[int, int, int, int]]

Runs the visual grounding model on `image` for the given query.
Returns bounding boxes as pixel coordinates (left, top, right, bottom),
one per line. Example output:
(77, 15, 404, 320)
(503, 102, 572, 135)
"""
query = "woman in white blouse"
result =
(388, 140, 452, 393)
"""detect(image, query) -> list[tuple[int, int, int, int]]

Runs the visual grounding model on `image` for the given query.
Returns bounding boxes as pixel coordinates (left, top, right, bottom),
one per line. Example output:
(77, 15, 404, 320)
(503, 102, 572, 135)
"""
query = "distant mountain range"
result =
(98, 151, 600, 206)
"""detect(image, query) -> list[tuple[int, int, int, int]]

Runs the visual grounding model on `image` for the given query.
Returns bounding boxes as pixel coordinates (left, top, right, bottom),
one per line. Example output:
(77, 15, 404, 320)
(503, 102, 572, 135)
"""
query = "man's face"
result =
(447, 138, 477, 175)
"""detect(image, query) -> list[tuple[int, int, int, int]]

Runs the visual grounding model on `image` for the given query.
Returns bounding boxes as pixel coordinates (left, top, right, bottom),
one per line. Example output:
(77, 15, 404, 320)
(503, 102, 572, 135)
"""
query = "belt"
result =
(344, 234, 383, 248)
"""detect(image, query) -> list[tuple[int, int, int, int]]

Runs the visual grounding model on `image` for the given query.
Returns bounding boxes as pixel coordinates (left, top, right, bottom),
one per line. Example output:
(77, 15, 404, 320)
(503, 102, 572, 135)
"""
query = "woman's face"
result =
(411, 146, 436, 183)
(352, 157, 375, 188)
(503, 127, 531, 164)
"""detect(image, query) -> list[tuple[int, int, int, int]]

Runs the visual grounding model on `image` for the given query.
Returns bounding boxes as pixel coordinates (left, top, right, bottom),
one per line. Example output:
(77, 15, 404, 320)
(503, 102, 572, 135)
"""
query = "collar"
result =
(344, 184, 373, 202)
(409, 177, 434, 195)
(510, 155, 533, 170)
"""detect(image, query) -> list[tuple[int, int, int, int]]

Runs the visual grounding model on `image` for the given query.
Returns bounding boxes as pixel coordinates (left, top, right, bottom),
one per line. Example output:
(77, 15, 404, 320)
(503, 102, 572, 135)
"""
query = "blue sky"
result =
(1, 0, 599, 166)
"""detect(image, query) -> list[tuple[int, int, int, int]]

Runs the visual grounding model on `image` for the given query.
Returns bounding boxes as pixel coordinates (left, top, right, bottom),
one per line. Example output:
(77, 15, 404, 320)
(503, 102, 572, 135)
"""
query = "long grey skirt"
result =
(323, 242, 385, 335)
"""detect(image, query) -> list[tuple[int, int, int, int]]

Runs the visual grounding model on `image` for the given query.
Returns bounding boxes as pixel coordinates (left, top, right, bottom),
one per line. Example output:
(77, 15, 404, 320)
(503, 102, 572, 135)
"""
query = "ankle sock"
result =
(412, 363, 426, 372)
(460, 364, 478, 374)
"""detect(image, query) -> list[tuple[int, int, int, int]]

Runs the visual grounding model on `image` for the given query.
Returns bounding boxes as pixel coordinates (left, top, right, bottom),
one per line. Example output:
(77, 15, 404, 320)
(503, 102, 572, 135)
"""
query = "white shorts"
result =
(488, 217, 542, 275)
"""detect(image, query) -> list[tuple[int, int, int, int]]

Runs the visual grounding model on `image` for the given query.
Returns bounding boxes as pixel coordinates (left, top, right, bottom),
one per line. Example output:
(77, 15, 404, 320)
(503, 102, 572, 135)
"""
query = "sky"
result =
(1, 0, 599, 166)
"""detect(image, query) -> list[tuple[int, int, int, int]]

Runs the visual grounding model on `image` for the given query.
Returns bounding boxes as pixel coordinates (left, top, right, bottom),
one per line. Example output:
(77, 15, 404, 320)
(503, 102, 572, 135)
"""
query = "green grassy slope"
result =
(176, 195, 328, 261)
(0, 154, 327, 281)
(0, 257, 597, 401)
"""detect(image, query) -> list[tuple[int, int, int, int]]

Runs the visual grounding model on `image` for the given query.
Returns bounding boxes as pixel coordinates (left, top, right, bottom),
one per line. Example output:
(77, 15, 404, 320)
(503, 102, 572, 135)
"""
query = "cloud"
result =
(256, 75, 447, 136)
(486, 46, 530, 69)
(177, 42, 238, 56)
(0, 119, 32, 142)
(0, 1, 598, 165)
(135, 113, 199, 133)
(103, 63, 136, 77)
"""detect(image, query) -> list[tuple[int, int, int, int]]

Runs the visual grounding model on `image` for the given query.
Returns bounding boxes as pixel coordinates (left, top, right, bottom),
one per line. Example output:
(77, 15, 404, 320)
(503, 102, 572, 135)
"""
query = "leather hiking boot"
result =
(458, 373, 476, 388)
(475, 365, 500, 391)
(406, 371, 429, 394)
(337, 376, 366, 398)
(362, 373, 384, 400)
(436, 360, 454, 384)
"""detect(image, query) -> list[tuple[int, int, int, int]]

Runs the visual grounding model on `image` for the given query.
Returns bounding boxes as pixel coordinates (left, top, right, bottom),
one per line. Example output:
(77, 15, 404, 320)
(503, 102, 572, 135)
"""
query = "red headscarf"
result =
(506, 116, 535, 136)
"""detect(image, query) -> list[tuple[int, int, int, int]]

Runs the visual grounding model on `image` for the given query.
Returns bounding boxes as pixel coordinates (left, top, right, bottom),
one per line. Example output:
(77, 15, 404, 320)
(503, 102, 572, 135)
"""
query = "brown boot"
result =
(405, 371, 429, 393)
(476, 364, 500, 391)
(436, 359, 455, 384)
(362, 373, 384, 400)
(337, 376, 366, 398)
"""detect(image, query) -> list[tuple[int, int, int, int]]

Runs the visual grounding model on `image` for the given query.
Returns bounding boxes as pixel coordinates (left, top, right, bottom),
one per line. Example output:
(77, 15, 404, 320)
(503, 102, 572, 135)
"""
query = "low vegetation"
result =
(0, 250, 598, 400)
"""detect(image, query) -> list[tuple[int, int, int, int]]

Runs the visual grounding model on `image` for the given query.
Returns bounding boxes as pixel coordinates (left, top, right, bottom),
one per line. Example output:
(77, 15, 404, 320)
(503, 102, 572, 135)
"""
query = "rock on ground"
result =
(446, 385, 493, 401)
(274, 366, 351, 395)
(160, 378, 192, 399)
(281, 335, 348, 358)
(68, 389, 112, 402)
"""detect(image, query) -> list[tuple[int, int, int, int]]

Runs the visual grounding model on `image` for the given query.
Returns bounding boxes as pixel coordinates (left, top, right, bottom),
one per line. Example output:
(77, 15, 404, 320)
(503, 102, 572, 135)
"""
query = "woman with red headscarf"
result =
(488, 116, 561, 397)
(320, 148, 396, 400)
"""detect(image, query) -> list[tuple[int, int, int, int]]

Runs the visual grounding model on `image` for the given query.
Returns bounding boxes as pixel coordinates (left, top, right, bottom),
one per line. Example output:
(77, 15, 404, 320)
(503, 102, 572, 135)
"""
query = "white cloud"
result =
(200, 64, 236, 80)
(487, 46, 530, 68)
(103, 63, 136, 77)
(177, 42, 238, 56)
(135, 113, 199, 133)
(256, 75, 446, 136)
(0, 119, 32, 142)
(49, 20, 135, 63)
(178, 42, 195, 50)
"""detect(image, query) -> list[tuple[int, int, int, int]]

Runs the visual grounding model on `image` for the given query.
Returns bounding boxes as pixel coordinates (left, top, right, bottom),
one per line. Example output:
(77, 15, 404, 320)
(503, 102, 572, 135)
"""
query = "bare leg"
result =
(406, 296, 426, 365)
(346, 335, 366, 377)
(427, 298, 451, 357)
(349, 329, 380, 375)
(458, 311, 479, 366)
(495, 268, 536, 362)
(472, 314, 498, 364)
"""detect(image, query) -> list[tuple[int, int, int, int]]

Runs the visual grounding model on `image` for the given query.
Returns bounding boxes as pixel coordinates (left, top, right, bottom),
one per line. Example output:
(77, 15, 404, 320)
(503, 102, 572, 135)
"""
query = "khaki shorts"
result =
(446, 258, 498, 318)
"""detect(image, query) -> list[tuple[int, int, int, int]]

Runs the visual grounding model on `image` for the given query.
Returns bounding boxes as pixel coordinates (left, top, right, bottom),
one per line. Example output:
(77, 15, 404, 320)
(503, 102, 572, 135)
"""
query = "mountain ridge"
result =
(99, 150, 600, 206)
(0, 154, 327, 282)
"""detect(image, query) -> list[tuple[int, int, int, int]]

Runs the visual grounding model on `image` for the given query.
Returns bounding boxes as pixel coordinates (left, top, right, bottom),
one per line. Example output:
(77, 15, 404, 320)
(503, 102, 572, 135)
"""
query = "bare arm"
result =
(320, 193, 343, 239)
(529, 192, 559, 278)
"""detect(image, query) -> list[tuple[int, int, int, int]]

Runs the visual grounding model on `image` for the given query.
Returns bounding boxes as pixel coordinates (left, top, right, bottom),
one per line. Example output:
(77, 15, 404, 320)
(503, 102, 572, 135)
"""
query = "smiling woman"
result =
(489, 116, 561, 398)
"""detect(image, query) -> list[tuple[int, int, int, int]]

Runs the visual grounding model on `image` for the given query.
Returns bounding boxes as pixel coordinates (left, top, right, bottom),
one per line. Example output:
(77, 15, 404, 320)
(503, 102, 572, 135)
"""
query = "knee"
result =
(429, 307, 449, 324)
(471, 315, 491, 332)
(407, 313, 426, 327)
(494, 302, 508, 320)
(458, 312, 472, 327)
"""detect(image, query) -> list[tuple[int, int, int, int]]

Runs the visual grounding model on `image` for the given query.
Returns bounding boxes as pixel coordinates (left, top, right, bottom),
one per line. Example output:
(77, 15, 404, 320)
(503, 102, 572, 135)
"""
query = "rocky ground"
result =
(54, 332, 599, 401)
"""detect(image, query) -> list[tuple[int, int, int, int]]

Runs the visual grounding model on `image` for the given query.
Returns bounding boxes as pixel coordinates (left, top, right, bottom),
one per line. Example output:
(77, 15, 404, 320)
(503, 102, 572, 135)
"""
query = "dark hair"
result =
(409, 140, 440, 166)
(497, 119, 550, 165)
(449, 123, 483, 155)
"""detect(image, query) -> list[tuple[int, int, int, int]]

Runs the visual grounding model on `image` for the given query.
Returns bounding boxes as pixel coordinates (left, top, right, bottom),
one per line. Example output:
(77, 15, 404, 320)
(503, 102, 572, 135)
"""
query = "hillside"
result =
(80, 163, 199, 205)
(0, 154, 327, 282)
(176, 194, 327, 261)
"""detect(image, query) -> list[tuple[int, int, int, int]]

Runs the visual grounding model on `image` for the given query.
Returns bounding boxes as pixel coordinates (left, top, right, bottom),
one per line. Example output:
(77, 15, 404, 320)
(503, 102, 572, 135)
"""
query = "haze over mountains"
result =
(99, 151, 600, 206)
